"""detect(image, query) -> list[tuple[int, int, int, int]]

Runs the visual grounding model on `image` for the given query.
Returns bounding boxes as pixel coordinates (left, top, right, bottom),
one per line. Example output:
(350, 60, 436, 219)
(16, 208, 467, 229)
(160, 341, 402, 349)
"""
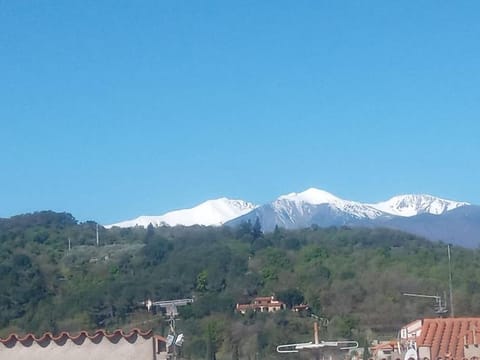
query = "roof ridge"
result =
(0, 328, 155, 345)
(417, 317, 480, 360)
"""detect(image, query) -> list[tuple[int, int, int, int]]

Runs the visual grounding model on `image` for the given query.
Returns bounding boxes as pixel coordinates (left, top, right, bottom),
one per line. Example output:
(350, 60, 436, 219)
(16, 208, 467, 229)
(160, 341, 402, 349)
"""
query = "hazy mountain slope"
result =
(380, 205, 480, 248)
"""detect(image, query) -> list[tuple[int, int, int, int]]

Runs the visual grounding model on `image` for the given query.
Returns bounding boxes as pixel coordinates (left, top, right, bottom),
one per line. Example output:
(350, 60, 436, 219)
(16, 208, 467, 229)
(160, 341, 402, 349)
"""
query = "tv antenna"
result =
(311, 313, 329, 327)
(403, 293, 448, 315)
(141, 298, 194, 359)
(447, 244, 455, 317)
(143, 298, 194, 317)
(276, 316, 358, 356)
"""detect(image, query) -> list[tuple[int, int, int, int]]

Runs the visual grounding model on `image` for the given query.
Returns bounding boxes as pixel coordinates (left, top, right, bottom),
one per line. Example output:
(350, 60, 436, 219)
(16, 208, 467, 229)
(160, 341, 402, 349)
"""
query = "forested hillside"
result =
(1, 211, 480, 359)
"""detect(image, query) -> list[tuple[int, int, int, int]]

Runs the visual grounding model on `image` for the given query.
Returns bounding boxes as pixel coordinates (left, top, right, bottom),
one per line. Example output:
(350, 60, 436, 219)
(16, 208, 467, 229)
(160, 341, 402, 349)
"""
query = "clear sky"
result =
(1, 1, 479, 224)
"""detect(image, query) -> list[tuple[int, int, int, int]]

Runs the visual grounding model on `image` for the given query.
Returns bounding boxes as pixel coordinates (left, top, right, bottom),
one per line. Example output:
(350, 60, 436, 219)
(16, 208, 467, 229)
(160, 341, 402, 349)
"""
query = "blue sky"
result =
(1, 1, 479, 224)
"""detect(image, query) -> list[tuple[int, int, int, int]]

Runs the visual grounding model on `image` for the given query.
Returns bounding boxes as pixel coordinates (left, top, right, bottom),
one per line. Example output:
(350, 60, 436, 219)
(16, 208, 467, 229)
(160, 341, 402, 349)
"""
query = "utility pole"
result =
(448, 244, 454, 317)
(96, 224, 99, 246)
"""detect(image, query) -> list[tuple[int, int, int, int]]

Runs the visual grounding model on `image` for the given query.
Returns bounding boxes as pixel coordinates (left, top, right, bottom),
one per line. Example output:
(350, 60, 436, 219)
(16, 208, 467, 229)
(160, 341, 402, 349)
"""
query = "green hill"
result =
(1, 211, 479, 359)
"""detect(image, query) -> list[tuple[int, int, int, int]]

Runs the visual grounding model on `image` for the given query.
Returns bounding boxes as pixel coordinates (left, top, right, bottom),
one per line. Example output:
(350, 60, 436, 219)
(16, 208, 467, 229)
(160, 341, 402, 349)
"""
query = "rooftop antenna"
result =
(143, 298, 194, 318)
(142, 298, 194, 359)
(447, 244, 455, 317)
(276, 315, 358, 357)
(403, 293, 448, 315)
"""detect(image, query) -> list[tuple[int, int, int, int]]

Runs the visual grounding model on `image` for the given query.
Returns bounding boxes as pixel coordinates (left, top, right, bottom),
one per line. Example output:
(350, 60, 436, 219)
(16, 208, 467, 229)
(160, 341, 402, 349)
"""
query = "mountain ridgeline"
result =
(108, 188, 479, 248)
(2, 211, 480, 359)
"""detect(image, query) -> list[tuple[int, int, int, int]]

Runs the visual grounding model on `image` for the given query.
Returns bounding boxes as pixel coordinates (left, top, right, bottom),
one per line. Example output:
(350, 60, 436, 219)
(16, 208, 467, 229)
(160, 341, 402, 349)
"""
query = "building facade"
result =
(236, 296, 286, 314)
(372, 318, 480, 360)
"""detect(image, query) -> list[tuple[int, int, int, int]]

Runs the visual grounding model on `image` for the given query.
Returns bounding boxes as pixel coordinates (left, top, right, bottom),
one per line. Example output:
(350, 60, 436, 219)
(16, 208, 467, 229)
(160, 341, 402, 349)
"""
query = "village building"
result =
(292, 304, 310, 312)
(371, 340, 402, 360)
(0, 328, 168, 360)
(371, 318, 480, 360)
(236, 296, 286, 314)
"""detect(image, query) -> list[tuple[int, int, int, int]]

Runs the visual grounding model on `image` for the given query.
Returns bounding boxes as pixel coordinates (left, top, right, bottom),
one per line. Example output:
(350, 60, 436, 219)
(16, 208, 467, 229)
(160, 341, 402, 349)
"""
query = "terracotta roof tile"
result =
(371, 341, 397, 351)
(417, 318, 480, 359)
(0, 328, 163, 346)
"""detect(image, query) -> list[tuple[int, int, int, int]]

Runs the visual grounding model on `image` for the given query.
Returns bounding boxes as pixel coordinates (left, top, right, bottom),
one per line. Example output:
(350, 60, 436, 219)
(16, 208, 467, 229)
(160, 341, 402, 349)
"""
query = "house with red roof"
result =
(236, 295, 286, 314)
(370, 340, 402, 360)
(372, 318, 480, 360)
(0, 328, 167, 360)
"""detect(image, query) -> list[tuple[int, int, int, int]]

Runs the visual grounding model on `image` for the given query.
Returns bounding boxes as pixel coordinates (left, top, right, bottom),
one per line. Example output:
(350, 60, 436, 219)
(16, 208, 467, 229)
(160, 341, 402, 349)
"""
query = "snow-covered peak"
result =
(275, 188, 384, 220)
(105, 189, 471, 229)
(370, 194, 469, 217)
(278, 188, 342, 205)
(106, 198, 257, 228)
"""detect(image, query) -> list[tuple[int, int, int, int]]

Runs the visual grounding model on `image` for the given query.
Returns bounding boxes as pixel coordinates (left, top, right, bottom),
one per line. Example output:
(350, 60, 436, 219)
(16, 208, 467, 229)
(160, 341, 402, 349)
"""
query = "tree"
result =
(236, 220, 253, 240)
(196, 270, 208, 292)
(252, 217, 263, 240)
(145, 223, 155, 240)
(205, 320, 224, 360)
(143, 236, 172, 266)
(278, 288, 305, 309)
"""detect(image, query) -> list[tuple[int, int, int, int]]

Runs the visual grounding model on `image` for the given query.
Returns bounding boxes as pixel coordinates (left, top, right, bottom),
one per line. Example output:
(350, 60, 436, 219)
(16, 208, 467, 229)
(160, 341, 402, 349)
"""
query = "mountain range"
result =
(106, 188, 479, 248)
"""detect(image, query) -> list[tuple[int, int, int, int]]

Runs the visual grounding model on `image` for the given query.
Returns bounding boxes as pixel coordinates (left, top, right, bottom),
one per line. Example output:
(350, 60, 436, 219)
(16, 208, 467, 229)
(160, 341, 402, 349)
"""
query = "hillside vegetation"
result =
(1, 211, 480, 359)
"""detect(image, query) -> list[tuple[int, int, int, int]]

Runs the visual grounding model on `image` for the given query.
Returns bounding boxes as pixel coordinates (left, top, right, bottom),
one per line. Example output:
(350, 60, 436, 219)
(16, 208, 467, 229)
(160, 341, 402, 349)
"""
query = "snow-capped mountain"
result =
(277, 188, 385, 220)
(106, 198, 257, 228)
(105, 188, 477, 248)
(227, 188, 390, 231)
(369, 194, 469, 217)
(226, 188, 473, 240)
(262, 188, 469, 224)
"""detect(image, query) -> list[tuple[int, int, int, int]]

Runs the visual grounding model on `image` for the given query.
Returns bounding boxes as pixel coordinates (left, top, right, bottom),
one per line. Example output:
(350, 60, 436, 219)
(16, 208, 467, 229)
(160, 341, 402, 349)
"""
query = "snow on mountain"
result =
(106, 198, 257, 228)
(278, 188, 342, 205)
(370, 194, 469, 217)
(275, 188, 385, 220)
(105, 188, 470, 235)
(227, 188, 472, 234)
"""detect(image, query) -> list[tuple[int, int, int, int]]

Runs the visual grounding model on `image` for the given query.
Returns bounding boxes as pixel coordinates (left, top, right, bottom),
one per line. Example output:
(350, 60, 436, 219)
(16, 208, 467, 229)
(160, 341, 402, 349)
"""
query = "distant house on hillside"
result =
(0, 328, 167, 360)
(292, 304, 310, 312)
(236, 296, 286, 314)
(372, 318, 480, 360)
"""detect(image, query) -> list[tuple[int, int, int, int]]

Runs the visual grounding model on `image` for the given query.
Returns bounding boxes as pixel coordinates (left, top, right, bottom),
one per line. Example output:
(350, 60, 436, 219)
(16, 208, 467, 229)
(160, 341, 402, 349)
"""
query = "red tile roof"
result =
(255, 296, 275, 301)
(0, 328, 164, 346)
(370, 340, 398, 355)
(236, 296, 286, 312)
(417, 318, 480, 359)
(371, 340, 398, 351)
